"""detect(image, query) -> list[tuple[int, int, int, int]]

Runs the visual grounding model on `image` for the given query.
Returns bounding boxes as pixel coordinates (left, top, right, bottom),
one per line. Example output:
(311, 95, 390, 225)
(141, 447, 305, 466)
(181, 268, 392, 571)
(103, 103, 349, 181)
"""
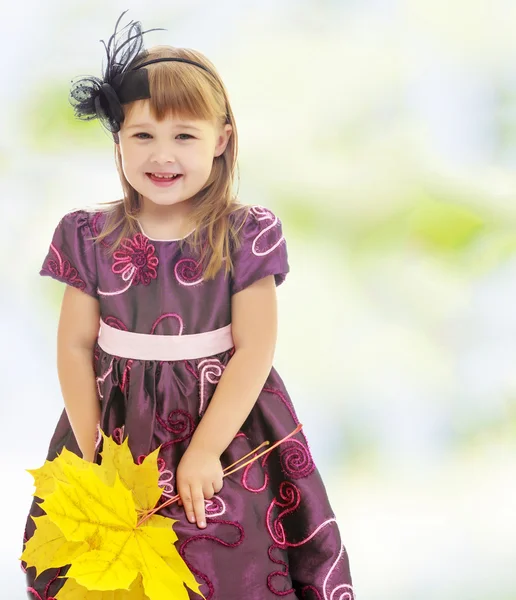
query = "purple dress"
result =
(22, 205, 354, 600)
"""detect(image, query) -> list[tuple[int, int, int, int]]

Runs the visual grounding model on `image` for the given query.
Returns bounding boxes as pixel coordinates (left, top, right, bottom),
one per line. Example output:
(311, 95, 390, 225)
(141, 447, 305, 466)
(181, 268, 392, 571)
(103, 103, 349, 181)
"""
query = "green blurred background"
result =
(2, 1, 515, 598)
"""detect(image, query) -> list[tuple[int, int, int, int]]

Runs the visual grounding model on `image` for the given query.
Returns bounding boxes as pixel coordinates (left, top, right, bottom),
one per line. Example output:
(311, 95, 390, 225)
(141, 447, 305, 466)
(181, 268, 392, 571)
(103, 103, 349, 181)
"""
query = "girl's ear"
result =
(214, 124, 232, 157)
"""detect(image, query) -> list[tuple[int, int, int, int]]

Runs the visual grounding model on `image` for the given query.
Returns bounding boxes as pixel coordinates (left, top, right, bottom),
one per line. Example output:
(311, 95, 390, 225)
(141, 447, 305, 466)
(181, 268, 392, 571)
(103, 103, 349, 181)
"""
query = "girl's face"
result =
(118, 100, 232, 209)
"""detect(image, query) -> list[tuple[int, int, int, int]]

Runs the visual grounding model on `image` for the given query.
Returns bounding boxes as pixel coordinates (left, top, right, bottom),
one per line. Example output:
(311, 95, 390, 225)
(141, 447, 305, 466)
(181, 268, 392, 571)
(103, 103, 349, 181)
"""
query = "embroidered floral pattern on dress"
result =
(151, 313, 184, 335)
(179, 519, 245, 600)
(250, 205, 286, 257)
(42, 244, 86, 290)
(204, 495, 227, 518)
(104, 316, 128, 330)
(235, 387, 353, 598)
(156, 457, 176, 498)
(266, 481, 354, 599)
(175, 257, 204, 286)
(156, 409, 195, 451)
(98, 233, 159, 296)
(96, 357, 114, 398)
(120, 360, 133, 393)
(112, 233, 158, 285)
(279, 439, 316, 479)
(267, 545, 294, 596)
(199, 358, 225, 415)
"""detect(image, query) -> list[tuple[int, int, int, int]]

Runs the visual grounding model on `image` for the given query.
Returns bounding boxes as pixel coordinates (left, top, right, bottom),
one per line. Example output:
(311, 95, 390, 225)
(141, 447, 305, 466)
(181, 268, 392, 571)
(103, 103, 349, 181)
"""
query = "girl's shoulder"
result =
(229, 204, 286, 251)
(41, 205, 110, 298)
(53, 204, 113, 237)
(227, 203, 289, 294)
(59, 203, 131, 251)
(228, 203, 285, 241)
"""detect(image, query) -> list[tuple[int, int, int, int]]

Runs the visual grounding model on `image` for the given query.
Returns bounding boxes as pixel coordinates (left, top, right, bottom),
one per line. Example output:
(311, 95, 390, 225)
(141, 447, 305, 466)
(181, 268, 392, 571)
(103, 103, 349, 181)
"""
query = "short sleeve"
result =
(231, 205, 290, 295)
(39, 210, 98, 298)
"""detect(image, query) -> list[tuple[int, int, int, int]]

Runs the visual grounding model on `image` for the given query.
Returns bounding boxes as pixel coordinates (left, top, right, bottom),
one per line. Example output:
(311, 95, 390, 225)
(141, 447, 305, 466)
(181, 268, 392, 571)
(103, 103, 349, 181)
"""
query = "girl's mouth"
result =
(146, 173, 183, 187)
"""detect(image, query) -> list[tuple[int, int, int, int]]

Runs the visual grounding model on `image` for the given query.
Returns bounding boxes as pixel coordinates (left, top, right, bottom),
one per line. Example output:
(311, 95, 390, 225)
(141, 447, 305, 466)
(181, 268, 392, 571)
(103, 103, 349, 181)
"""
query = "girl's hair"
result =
(93, 45, 248, 280)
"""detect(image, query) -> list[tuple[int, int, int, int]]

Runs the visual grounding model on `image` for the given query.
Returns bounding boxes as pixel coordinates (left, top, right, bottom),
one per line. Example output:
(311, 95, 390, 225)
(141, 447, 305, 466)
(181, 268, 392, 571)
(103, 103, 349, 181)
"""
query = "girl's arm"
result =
(176, 274, 277, 527)
(190, 273, 278, 455)
(57, 285, 101, 462)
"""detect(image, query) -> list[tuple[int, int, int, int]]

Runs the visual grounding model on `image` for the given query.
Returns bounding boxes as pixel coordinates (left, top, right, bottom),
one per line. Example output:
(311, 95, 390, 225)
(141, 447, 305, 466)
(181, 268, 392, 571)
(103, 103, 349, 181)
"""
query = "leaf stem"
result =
(135, 424, 303, 528)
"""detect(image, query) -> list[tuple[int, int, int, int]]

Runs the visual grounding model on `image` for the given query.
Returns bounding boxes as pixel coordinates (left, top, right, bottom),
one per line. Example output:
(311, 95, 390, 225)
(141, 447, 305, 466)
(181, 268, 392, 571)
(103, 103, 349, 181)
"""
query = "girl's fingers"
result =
(191, 486, 206, 528)
(178, 486, 195, 523)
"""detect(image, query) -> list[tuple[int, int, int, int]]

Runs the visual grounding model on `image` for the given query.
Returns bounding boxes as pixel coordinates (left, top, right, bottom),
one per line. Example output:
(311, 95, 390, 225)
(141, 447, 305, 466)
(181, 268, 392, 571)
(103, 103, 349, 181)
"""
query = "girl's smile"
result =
(146, 172, 184, 187)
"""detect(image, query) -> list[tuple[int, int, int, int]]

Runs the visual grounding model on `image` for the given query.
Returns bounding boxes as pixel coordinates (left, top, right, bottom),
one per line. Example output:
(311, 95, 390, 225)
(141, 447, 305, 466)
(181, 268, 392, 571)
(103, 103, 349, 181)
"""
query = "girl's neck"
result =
(137, 198, 195, 241)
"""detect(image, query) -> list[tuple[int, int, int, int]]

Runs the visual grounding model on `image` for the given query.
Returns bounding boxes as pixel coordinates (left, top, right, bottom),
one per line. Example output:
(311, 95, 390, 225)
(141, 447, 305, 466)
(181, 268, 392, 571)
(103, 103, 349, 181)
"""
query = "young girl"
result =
(22, 12, 354, 600)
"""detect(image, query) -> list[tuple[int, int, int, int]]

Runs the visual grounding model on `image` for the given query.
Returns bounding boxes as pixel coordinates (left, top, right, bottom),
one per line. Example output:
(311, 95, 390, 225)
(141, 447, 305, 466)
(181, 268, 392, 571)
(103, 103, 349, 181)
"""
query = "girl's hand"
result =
(176, 446, 224, 529)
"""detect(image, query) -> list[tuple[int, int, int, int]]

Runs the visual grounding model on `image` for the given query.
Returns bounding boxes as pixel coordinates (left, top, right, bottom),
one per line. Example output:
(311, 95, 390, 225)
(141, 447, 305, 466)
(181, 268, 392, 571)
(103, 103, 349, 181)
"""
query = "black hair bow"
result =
(69, 11, 163, 133)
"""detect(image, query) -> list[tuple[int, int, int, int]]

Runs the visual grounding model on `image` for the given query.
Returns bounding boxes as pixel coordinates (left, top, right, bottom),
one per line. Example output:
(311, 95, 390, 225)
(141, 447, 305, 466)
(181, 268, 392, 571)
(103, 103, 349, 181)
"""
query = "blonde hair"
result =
(94, 46, 248, 279)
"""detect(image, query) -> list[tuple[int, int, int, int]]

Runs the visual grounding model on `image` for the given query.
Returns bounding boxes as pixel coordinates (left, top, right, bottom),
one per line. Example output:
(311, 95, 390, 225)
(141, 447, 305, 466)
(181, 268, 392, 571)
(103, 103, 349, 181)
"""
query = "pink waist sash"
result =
(98, 319, 234, 361)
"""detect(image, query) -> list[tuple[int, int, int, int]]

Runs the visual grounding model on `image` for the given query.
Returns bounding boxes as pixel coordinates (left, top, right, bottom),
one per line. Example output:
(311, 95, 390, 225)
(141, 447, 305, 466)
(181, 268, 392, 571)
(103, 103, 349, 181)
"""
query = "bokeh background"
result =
(2, 1, 516, 598)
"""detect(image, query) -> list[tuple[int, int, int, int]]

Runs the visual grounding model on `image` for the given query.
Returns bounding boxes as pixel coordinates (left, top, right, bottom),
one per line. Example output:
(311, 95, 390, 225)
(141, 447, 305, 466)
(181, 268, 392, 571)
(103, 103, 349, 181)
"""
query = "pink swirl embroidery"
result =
(267, 490, 355, 600)
(43, 243, 86, 290)
(204, 495, 226, 518)
(199, 358, 225, 415)
(241, 391, 314, 493)
(242, 437, 313, 494)
(242, 453, 270, 493)
(155, 457, 175, 499)
(98, 233, 159, 296)
(184, 360, 200, 380)
(264, 387, 316, 467)
(120, 360, 133, 393)
(174, 257, 203, 286)
(151, 313, 184, 335)
(179, 519, 245, 600)
(267, 482, 302, 547)
(103, 316, 128, 330)
(250, 206, 285, 257)
(267, 545, 294, 596)
(91, 212, 110, 248)
(112, 233, 158, 285)
(322, 547, 354, 600)
(279, 439, 315, 479)
(96, 357, 114, 398)
(156, 409, 195, 451)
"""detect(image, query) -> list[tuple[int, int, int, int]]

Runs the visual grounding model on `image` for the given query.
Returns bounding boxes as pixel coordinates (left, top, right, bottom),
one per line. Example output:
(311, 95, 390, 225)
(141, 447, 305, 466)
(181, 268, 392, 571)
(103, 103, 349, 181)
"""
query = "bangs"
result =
(146, 63, 219, 122)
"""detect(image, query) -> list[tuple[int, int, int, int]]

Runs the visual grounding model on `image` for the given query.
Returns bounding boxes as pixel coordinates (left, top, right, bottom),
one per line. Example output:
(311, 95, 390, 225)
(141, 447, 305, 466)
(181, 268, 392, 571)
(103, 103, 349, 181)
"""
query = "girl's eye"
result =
(133, 133, 194, 140)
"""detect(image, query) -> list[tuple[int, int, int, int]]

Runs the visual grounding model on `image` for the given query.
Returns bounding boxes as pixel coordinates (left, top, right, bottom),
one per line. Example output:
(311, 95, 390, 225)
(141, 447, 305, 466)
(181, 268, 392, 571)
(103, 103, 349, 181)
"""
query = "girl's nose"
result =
(150, 143, 177, 164)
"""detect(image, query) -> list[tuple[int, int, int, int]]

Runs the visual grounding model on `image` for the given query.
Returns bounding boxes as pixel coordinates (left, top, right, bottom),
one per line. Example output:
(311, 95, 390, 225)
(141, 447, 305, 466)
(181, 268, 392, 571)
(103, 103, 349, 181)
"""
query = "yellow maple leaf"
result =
(27, 447, 101, 499)
(58, 573, 149, 599)
(23, 432, 204, 600)
(20, 516, 87, 577)
(98, 435, 162, 511)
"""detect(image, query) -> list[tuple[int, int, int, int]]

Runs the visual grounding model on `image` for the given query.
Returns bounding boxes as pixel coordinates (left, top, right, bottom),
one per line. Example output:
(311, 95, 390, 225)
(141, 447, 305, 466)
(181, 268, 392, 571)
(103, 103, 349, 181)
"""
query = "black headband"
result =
(68, 11, 220, 135)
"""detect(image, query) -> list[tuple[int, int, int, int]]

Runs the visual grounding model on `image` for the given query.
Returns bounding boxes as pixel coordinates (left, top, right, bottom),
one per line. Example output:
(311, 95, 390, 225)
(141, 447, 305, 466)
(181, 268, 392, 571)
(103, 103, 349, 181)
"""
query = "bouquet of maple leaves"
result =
(21, 426, 301, 599)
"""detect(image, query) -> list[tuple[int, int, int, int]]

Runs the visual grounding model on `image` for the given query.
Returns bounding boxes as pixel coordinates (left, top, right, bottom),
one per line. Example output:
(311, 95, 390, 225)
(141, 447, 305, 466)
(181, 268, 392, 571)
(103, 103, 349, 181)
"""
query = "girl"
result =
(22, 12, 354, 600)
